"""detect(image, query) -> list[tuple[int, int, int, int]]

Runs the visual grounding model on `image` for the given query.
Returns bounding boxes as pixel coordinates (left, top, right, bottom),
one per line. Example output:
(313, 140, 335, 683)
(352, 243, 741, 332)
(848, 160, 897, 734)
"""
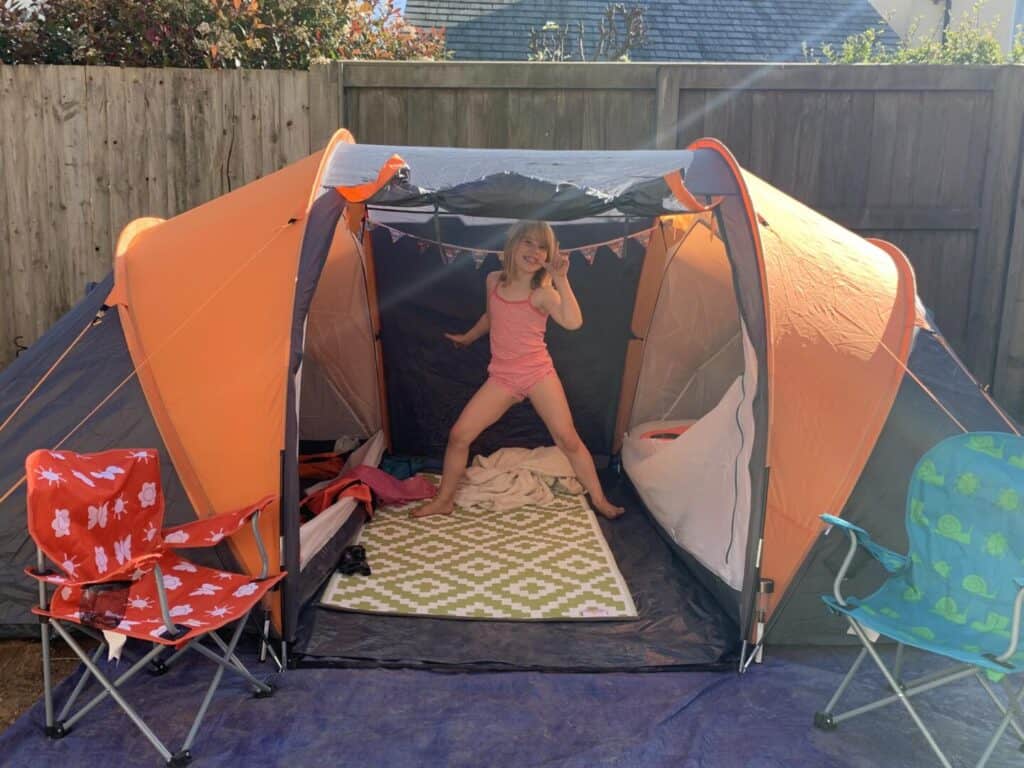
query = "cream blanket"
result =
(454, 446, 584, 511)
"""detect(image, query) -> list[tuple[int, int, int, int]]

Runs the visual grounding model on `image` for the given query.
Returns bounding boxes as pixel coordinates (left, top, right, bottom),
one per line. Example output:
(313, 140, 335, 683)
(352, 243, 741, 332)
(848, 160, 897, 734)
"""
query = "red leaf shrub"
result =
(1, 0, 447, 68)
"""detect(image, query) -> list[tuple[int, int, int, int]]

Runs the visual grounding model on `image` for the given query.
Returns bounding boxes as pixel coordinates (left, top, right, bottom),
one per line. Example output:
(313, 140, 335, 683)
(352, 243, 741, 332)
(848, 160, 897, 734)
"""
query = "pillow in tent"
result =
(626, 420, 697, 460)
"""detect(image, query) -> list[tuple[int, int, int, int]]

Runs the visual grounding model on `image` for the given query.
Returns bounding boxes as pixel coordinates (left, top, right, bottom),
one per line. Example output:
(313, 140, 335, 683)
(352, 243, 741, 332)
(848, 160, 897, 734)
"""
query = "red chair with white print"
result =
(25, 448, 285, 767)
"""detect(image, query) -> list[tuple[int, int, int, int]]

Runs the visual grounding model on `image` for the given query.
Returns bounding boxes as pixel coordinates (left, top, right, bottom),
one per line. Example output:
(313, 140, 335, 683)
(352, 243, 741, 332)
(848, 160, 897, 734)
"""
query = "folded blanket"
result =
(455, 446, 584, 512)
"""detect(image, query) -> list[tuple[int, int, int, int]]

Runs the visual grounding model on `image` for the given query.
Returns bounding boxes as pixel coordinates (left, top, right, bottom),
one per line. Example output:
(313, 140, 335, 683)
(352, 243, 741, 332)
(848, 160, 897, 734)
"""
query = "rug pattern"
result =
(320, 486, 637, 620)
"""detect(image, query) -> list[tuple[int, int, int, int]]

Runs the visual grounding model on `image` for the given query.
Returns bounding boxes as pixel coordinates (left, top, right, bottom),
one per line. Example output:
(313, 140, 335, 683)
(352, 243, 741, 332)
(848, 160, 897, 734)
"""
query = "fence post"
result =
(991, 67, 1024, 417)
(968, 66, 1024, 400)
(308, 61, 345, 151)
(655, 66, 681, 150)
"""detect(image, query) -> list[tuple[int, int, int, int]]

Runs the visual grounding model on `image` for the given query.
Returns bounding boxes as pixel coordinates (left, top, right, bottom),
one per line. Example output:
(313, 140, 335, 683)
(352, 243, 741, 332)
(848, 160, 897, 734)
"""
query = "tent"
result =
(0, 131, 1016, 669)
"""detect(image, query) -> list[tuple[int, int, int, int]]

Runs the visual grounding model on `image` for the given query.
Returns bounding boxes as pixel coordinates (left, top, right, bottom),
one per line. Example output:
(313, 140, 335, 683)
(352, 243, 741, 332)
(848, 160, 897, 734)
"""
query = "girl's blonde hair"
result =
(500, 221, 556, 290)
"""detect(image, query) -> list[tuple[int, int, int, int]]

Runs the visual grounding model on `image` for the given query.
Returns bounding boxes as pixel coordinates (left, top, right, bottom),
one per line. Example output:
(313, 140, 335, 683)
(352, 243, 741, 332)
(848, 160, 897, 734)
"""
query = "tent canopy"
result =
(323, 142, 710, 218)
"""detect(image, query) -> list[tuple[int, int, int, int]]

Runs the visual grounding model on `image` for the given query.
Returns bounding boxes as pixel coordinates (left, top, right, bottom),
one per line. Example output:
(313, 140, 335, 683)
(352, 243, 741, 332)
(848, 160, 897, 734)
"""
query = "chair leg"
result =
(39, 619, 57, 736)
(203, 625, 273, 694)
(62, 640, 166, 732)
(58, 641, 107, 724)
(179, 615, 250, 756)
(49, 620, 175, 764)
(815, 646, 868, 729)
(975, 678, 1024, 768)
(975, 672, 1024, 744)
(892, 643, 906, 690)
(847, 618, 954, 768)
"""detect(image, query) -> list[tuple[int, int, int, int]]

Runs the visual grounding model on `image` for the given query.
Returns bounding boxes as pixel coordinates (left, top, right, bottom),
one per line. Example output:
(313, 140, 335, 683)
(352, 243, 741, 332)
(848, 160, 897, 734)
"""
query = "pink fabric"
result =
(487, 283, 556, 398)
(345, 465, 436, 505)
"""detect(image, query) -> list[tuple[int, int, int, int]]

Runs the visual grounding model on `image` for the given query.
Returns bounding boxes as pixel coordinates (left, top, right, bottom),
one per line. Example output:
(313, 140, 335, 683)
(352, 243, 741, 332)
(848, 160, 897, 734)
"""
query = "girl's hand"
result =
(444, 332, 471, 348)
(545, 250, 570, 281)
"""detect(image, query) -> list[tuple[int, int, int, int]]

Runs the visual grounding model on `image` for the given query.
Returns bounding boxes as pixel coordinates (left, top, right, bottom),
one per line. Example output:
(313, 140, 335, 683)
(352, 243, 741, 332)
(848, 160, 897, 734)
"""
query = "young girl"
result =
(413, 221, 624, 520)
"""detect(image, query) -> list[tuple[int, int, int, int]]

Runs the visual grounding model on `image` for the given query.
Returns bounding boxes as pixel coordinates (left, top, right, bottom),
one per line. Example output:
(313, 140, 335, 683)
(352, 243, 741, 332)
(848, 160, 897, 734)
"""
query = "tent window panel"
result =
(300, 227, 381, 442)
(623, 324, 757, 591)
(630, 221, 743, 429)
(623, 220, 754, 591)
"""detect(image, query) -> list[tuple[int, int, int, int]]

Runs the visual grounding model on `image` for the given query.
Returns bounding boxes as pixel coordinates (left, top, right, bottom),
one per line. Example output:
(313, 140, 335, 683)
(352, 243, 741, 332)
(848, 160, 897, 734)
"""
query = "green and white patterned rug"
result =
(319, 486, 637, 621)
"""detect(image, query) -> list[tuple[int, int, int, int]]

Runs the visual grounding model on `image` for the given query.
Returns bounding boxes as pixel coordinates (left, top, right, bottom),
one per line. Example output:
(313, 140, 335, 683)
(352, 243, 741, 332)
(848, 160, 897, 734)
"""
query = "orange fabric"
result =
(663, 171, 707, 212)
(629, 221, 672, 337)
(299, 453, 348, 481)
(867, 238, 929, 328)
(302, 222, 382, 438)
(109, 129, 353, 633)
(335, 153, 406, 203)
(687, 138, 773, 423)
(742, 174, 917, 628)
(301, 478, 373, 517)
(110, 157, 319, 581)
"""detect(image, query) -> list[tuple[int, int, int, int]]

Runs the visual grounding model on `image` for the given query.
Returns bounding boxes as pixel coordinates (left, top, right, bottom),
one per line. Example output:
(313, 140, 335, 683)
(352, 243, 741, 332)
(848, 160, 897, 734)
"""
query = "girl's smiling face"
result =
(512, 232, 549, 274)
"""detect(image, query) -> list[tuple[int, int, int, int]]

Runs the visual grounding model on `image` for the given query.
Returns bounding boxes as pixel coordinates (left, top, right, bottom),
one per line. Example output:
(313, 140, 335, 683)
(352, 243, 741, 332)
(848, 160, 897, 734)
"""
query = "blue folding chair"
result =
(816, 432, 1024, 767)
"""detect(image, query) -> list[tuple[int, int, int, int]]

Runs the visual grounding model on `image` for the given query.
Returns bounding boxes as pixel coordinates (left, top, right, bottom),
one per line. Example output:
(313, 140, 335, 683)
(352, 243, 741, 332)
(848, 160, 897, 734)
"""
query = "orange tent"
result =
(0, 131, 1014, 668)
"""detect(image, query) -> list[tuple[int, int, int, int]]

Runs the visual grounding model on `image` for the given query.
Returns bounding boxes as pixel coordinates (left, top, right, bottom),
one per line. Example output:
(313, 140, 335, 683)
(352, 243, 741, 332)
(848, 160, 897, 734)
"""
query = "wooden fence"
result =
(2, 62, 1024, 415)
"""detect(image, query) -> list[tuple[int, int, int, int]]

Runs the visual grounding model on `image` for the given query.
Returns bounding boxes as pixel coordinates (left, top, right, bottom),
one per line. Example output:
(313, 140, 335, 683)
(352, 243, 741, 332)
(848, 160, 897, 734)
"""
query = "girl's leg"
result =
(411, 379, 519, 518)
(528, 375, 624, 519)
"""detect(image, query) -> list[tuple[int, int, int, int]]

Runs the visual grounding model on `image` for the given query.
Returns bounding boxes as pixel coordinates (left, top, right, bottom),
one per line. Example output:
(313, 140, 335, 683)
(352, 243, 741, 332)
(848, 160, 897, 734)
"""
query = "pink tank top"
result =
(488, 282, 551, 369)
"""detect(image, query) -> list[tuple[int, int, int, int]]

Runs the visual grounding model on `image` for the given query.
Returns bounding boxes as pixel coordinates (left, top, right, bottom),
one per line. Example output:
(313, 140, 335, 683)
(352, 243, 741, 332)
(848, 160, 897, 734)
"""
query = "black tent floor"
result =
(293, 471, 740, 671)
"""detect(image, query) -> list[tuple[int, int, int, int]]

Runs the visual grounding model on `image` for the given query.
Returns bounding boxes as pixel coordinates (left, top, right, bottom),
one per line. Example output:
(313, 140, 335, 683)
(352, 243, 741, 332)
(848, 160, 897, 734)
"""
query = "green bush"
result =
(0, 0, 448, 69)
(806, 1, 1023, 64)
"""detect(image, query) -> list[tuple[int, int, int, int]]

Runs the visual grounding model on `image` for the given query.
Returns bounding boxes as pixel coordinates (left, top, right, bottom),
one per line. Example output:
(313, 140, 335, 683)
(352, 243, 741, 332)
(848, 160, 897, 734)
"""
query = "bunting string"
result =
(368, 222, 657, 267)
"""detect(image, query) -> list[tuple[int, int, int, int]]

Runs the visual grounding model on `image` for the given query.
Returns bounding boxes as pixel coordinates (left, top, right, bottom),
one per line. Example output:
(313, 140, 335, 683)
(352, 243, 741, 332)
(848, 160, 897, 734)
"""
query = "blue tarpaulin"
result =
(1, 644, 1018, 767)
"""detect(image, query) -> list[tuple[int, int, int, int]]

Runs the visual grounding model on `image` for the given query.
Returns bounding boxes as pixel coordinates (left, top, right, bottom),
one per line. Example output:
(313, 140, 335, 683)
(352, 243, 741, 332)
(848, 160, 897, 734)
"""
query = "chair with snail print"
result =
(25, 448, 285, 767)
(815, 431, 1024, 768)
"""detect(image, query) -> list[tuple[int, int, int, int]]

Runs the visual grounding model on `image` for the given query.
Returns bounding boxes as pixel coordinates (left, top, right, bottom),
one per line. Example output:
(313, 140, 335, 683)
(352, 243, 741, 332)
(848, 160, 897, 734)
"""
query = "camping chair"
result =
(24, 448, 285, 766)
(815, 432, 1024, 767)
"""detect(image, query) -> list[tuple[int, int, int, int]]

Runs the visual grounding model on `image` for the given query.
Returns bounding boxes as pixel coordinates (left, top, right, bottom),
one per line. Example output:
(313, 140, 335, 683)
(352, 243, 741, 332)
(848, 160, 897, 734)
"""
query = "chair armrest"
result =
(990, 578, 1024, 665)
(821, 514, 908, 608)
(162, 495, 275, 549)
(25, 552, 162, 588)
(821, 514, 908, 574)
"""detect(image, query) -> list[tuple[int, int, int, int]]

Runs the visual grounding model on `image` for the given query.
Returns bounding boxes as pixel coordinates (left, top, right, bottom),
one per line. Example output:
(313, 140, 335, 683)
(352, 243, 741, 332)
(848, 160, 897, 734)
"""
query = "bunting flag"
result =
(365, 221, 658, 267)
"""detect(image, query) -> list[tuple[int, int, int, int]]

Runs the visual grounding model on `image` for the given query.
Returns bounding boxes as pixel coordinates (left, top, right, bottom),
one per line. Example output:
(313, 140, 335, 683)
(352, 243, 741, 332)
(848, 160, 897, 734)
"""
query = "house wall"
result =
(2, 62, 1024, 419)
(869, 0, 1021, 49)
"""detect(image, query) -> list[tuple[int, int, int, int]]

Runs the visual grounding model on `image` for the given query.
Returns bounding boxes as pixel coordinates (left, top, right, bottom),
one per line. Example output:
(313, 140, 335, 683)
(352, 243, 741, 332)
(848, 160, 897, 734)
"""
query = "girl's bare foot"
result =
(411, 496, 455, 518)
(591, 496, 624, 520)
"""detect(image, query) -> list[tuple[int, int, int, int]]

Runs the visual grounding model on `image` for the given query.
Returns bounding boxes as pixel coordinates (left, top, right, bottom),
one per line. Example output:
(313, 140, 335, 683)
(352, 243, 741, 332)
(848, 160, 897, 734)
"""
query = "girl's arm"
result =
(446, 272, 496, 347)
(539, 253, 583, 330)
(446, 313, 490, 347)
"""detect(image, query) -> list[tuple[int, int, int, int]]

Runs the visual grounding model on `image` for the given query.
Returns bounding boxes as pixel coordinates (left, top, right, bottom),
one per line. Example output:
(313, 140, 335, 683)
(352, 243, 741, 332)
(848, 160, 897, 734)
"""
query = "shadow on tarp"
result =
(0, 643, 1019, 767)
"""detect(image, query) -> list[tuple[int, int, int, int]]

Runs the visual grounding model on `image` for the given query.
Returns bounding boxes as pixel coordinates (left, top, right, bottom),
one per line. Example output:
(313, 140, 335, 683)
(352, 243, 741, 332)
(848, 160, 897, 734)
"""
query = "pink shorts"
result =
(488, 359, 557, 400)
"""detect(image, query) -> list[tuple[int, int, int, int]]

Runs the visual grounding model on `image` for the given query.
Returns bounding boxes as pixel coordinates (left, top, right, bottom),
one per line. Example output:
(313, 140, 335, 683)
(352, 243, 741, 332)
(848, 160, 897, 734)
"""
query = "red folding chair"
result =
(25, 448, 285, 766)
